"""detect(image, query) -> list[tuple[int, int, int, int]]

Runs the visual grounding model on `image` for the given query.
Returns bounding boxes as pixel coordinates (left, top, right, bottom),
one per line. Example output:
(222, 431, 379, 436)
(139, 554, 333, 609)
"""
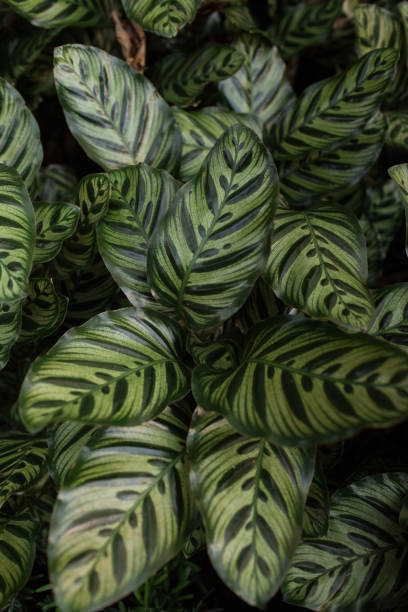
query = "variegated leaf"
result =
(386, 111, 408, 151)
(48, 421, 98, 487)
(33, 200, 79, 265)
(122, 0, 202, 37)
(18, 279, 68, 343)
(0, 301, 22, 370)
(368, 284, 408, 351)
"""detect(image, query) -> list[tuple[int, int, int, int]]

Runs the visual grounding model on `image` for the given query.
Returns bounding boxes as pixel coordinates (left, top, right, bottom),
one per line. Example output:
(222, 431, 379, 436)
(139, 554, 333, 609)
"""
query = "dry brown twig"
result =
(112, 9, 146, 73)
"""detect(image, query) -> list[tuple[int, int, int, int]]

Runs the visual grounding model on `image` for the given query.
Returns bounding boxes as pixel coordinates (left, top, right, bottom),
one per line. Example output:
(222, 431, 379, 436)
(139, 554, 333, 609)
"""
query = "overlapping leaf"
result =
(33, 200, 79, 265)
(36, 164, 78, 203)
(18, 279, 68, 343)
(2, 0, 101, 28)
(2, 27, 58, 84)
(233, 277, 280, 334)
(19, 307, 189, 433)
(270, 49, 397, 160)
(0, 505, 38, 607)
(0, 78, 43, 187)
(48, 421, 98, 487)
(54, 45, 180, 173)
(368, 284, 408, 350)
(302, 457, 329, 538)
(122, 0, 202, 37)
(97, 164, 178, 306)
(147, 125, 279, 330)
(386, 111, 408, 151)
(222, 3, 257, 32)
(0, 166, 35, 302)
(218, 34, 295, 130)
(192, 316, 408, 446)
(0, 301, 22, 370)
(388, 163, 408, 256)
(265, 202, 373, 329)
(283, 472, 408, 610)
(274, 0, 342, 58)
(279, 111, 386, 204)
(188, 409, 314, 607)
(173, 106, 262, 182)
(49, 404, 194, 612)
(0, 431, 48, 507)
(152, 43, 244, 107)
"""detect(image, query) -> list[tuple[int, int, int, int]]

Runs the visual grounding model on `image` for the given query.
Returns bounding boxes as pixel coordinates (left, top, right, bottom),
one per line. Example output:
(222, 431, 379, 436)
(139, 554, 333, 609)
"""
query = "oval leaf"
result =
(54, 45, 180, 173)
(192, 316, 408, 446)
(147, 125, 279, 330)
(33, 200, 79, 265)
(19, 307, 190, 433)
(122, 0, 202, 37)
(2, 0, 101, 28)
(188, 409, 315, 607)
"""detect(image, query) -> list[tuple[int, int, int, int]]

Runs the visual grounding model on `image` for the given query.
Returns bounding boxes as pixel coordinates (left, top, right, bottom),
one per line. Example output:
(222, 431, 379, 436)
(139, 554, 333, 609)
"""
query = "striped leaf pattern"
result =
(302, 457, 329, 538)
(386, 111, 408, 151)
(0, 301, 22, 370)
(173, 106, 262, 182)
(283, 472, 408, 610)
(0, 505, 38, 607)
(0, 431, 48, 507)
(233, 278, 280, 334)
(188, 409, 315, 607)
(147, 125, 279, 330)
(218, 35, 295, 130)
(48, 421, 98, 487)
(222, 4, 257, 32)
(18, 279, 68, 343)
(54, 45, 180, 173)
(0, 78, 43, 187)
(19, 307, 189, 433)
(270, 49, 397, 160)
(275, 0, 342, 58)
(0, 166, 35, 302)
(97, 165, 178, 306)
(368, 284, 408, 351)
(2, 27, 58, 85)
(265, 202, 373, 330)
(192, 316, 408, 446)
(122, 0, 202, 37)
(49, 404, 194, 612)
(36, 164, 78, 203)
(388, 163, 408, 257)
(152, 43, 244, 107)
(33, 200, 79, 265)
(2, 0, 100, 28)
(279, 111, 386, 204)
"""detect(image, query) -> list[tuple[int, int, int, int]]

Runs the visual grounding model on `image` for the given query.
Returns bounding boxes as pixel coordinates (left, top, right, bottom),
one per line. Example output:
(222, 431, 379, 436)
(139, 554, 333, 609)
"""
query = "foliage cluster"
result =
(1, 0, 408, 610)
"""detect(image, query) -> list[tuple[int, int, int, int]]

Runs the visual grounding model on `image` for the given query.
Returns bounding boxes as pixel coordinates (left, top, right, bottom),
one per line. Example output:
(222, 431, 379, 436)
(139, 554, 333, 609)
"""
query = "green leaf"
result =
(275, 0, 342, 58)
(0, 301, 22, 370)
(0, 78, 43, 187)
(49, 421, 98, 487)
(97, 164, 178, 306)
(388, 163, 408, 256)
(122, 0, 202, 37)
(173, 106, 262, 182)
(222, 3, 257, 32)
(218, 34, 295, 130)
(54, 45, 180, 173)
(279, 111, 386, 204)
(302, 457, 329, 538)
(386, 111, 408, 150)
(152, 43, 244, 107)
(270, 49, 397, 160)
(33, 201, 79, 265)
(19, 307, 190, 433)
(35, 164, 78, 203)
(2, 0, 100, 28)
(368, 284, 408, 351)
(49, 404, 194, 612)
(0, 165, 35, 302)
(18, 279, 68, 343)
(192, 316, 408, 446)
(283, 472, 408, 610)
(0, 431, 48, 507)
(2, 27, 59, 84)
(147, 125, 279, 330)
(265, 202, 373, 329)
(0, 505, 38, 607)
(233, 277, 280, 334)
(188, 409, 315, 607)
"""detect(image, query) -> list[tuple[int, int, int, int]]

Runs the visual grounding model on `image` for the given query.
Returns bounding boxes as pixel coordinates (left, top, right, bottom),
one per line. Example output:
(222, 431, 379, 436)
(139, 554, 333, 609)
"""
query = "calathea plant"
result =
(1, 1, 408, 611)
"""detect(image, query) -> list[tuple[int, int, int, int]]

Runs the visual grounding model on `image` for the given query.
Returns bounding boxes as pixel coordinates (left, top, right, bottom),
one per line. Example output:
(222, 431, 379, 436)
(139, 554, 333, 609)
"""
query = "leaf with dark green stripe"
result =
(2, 0, 101, 28)
(35, 164, 78, 203)
(49, 403, 194, 612)
(283, 472, 408, 610)
(54, 45, 180, 173)
(192, 316, 408, 446)
(386, 111, 408, 151)
(270, 49, 397, 160)
(218, 34, 295, 130)
(389, 163, 408, 257)
(19, 307, 190, 433)
(233, 277, 280, 334)
(122, 0, 202, 37)
(188, 409, 314, 607)
(147, 125, 279, 330)
(33, 201, 79, 265)
(0, 505, 38, 607)
(265, 202, 373, 329)
(2, 26, 58, 84)
(97, 164, 178, 306)
(222, 3, 257, 32)
(279, 111, 386, 204)
(49, 421, 99, 487)
(0, 301, 22, 370)
(0, 166, 35, 302)
(152, 43, 244, 107)
(303, 457, 329, 538)
(0, 78, 43, 187)
(368, 284, 408, 351)
(173, 106, 262, 182)
(18, 279, 68, 343)
(0, 431, 48, 507)
(274, 0, 342, 58)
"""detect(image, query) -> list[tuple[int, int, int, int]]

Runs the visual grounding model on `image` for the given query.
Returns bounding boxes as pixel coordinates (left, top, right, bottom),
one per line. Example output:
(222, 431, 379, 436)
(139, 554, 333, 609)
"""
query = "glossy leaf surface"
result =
(19, 307, 189, 433)
(122, 0, 202, 37)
